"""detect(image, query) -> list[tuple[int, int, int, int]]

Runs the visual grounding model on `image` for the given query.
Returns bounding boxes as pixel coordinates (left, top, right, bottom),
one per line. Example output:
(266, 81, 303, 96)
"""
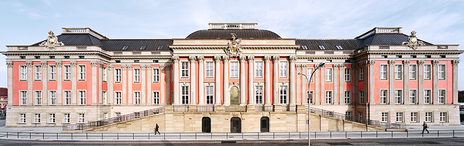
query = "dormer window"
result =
(318, 45, 326, 50)
(140, 46, 147, 50)
(158, 46, 163, 50)
(336, 46, 343, 50)
(122, 46, 129, 50)
(301, 46, 308, 50)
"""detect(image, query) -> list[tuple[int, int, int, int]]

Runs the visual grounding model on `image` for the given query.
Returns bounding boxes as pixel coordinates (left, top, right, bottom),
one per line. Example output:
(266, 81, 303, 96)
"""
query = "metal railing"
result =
(306, 106, 382, 127)
(62, 107, 164, 131)
(1, 130, 463, 140)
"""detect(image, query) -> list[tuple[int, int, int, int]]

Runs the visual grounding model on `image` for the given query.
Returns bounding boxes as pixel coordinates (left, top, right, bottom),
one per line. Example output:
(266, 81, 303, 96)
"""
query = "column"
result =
(403, 60, 410, 104)
(264, 56, 271, 106)
(70, 61, 77, 104)
(272, 55, 279, 105)
(146, 65, 152, 105)
(27, 61, 33, 105)
(302, 65, 308, 105)
(127, 65, 133, 105)
(6, 61, 13, 106)
(321, 64, 325, 105)
(333, 64, 339, 105)
(172, 56, 180, 105)
(189, 56, 196, 105)
(389, 60, 395, 104)
(56, 61, 62, 105)
(159, 65, 165, 105)
(240, 56, 246, 105)
(314, 64, 319, 105)
(108, 65, 114, 105)
(296, 64, 301, 105)
(248, 56, 254, 105)
(223, 56, 230, 105)
(289, 56, 296, 106)
(214, 56, 221, 105)
(369, 61, 376, 104)
(452, 60, 459, 104)
(91, 61, 98, 105)
(121, 65, 127, 104)
(198, 56, 204, 105)
(141, 64, 146, 105)
(99, 63, 103, 105)
(432, 60, 439, 104)
(417, 60, 424, 104)
(352, 64, 358, 105)
(165, 66, 171, 105)
(339, 64, 344, 104)
(42, 61, 47, 105)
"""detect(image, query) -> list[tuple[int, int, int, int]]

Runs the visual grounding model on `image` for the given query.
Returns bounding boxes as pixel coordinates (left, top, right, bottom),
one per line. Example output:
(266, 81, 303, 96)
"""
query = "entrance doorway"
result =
(260, 117, 269, 132)
(202, 117, 211, 133)
(230, 117, 241, 133)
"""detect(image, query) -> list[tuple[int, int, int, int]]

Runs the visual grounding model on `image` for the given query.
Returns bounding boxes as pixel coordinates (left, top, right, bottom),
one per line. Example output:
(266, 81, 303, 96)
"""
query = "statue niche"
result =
(230, 86, 240, 105)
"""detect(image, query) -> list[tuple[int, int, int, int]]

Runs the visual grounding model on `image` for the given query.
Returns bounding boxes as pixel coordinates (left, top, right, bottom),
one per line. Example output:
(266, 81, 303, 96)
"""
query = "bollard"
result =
(195, 133, 197, 139)
(453, 130, 455, 137)
(29, 132, 31, 139)
(258, 132, 259, 139)
(17, 132, 19, 139)
(437, 130, 439, 137)
(71, 133, 73, 140)
(242, 133, 244, 139)
(6, 132, 8, 138)
(133, 133, 134, 140)
(164, 133, 165, 139)
(101, 133, 103, 140)
(330, 132, 332, 138)
(180, 133, 182, 139)
(86, 133, 88, 139)
(345, 131, 347, 138)
(211, 133, 212, 139)
(289, 132, 290, 139)
(407, 131, 408, 137)
(273, 132, 274, 139)
(117, 133, 119, 140)
(56, 133, 58, 139)
(227, 133, 228, 139)
(315, 132, 317, 138)
(376, 131, 378, 138)
(299, 132, 300, 139)
(148, 133, 150, 140)
(43, 133, 44, 139)
(361, 131, 362, 138)
(391, 131, 393, 138)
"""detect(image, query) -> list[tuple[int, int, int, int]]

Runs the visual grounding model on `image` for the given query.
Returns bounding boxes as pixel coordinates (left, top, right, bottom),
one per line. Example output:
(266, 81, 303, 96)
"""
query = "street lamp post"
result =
(298, 62, 325, 146)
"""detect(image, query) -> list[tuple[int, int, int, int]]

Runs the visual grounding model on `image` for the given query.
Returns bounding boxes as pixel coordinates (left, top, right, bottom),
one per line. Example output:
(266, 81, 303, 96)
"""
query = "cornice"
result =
(169, 45, 299, 50)
(297, 55, 352, 59)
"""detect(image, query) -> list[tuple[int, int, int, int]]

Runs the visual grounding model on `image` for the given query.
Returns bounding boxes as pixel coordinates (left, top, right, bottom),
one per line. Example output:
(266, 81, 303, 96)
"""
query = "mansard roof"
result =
(296, 39, 360, 50)
(186, 29, 282, 39)
(357, 33, 433, 48)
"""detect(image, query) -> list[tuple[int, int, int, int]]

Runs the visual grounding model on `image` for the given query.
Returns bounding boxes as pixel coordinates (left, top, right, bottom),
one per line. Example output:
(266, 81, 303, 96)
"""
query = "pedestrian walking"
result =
(421, 121, 429, 134)
(155, 123, 161, 135)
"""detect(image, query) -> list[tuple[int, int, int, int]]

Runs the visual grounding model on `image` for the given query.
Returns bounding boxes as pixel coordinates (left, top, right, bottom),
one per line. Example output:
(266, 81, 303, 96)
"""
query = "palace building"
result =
(2, 23, 462, 132)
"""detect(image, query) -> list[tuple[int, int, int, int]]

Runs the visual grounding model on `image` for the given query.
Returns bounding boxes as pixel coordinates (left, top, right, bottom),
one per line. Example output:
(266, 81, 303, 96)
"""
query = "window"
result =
(396, 112, 403, 122)
(230, 61, 238, 78)
(344, 91, 351, 104)
(255, 61, 263, 77)
(326, 68, 332, 82)
(336, 45, 343, 50)
(115, 92, 122, 105)
(133, 68, 140, 82)
(381, 55, 388, 58)
(34, 65, 42, 80)
(279, 61, 287, 78)
(439, 55, 446, 58)
(424, 65, 431, 80)
(302, 46, 308, 50)
(411, 112, 418, 122)
(325, 91, 332, 104)
(409, 64, 416, 80)
(79, 56, 85, 59)
(425, 112, 432, 122)
(134, 112, 140, 118)
(380, 90, 387, 104)
(345, 112, 351, 121)
(103, 113, 108, 119)
(122, 46, 129, 50)
(35, 91, 42, 105)
(153, 60, 158, 63)
(20, 91, 27, 105)
(253, 86, 263, 104)
(78, 65, 86, 80)
(181, 62, 189, 78)
(358, 112, 363, 122)
(206, 86, 214, 104)
(307, 91, 313, 104)
(307, 68, 314, 82)
(153, 91, 160, 104)
(425, 55, 431, 58)
(35, 56, 40, 59)
(64, 56, 70, 59)
(440, 112, 447, 122)
(380, 65, 387, 80)
(34, 113, 40, 123)
(102, 91, 107, 104)
(49, 65, 56, 80)
(158, 46, 163, 50)
(115, 69, 121, 82)
(395, 90, 402, 104)
(115, 60, 121, 63)
(134, 91, 140, 104)
(49, 91, 56, 105)
(206, 62, 214, 78)
(20, 56, 26, 59)
(19, 114, 26, 123)
(394, 65, 402, 80)
(279, 86, 288, 104)
(181, 86, 189, 104)
(424, 89, 431, 104)
(48, 113, 55, 123)
(318, 45, 326, 50)
(396, 55, 402, 58)
(64, 65, 71, 80)
(20, 65, 27, 81)
(409, 90, 416, 104)
(359, 68, 363, 81)
(359, 91, 364, 104)
(410, 55, 417, 58)
(381, 112, 388, 122)
(140, 46, 146, 50)
(63, 113, 70, 123)
(79, 91, 86, 105)
(103, 67, 107, 81)
(64, 91, 71, 105)
(438, 64, 446, 80)
(78, 113, 85, 123)
(438, 89, 445, 104)
(344, 68, 351, 82)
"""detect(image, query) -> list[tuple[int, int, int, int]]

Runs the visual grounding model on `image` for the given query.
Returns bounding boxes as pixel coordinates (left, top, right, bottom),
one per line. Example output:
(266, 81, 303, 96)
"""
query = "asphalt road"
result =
(0, 137, 463, 146)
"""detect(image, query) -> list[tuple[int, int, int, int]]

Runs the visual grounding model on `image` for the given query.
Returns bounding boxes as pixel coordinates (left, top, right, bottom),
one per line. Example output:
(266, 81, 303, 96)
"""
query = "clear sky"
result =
(1, 0, 463, 89)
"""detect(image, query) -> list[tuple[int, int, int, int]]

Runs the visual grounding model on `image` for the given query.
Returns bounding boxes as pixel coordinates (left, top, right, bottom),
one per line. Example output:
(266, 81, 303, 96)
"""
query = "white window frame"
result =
(20, 65, 27, 81)
(307, 90, 314, 104)
(326, 91, 332, 104)
(255, 61, 263, 78)
(102, 91, 107, 105)
(20, 90, 27, 105)
(205, 61, 214, 78)
(102, 67, 107, 82)
(49, 90, 56, 105)
(307, 68, 314, 82)
(344, 68, 351, 82)
(34, 65, 42, 80)
(396, 112, 403, 122)
(206, 86, 214, 104)
(326, 68, 332, 82)
(78, 90, 86, 105)
(438, 89, 446, 104)
(181, 85, 189, 104)
(78, 65, 86, 81)
(358, 112, 363, 122)
(181, 61, 189, 78)
(64, 65, 71, 81)
(344, 91, 351, 104)
(359, 91, 364, 104)
(424, 64, 431, 80)
(394, 64, 402, 80)
(395, 90, 402, 104)
(230, 61, 239, 78)
(380, 64, 388, 80)
(63, 113, 70, 123)
(64, 91, 71, 105)
(134, 91, 140, 104)
(255, 85, 263, 104)
(133, 68, 140, 83)
(345, 112, 351, 121)
(411, 112, 418, 122)
(103, 113, 108, 119)
(115, 69, 121, 82)
(279, 61, 287, 78)
(34, 113, 40, 123)
(424, 89, 431, 104)
(78, 113, 85, 123)
(381, 112, 388, 122)
(425, 112, 432, 122)
(49, 65, 56, 81)
(380, 89, 387, 104)
(34, 90, 42, 105)
(439, 112, 447, 122)
(438, 64, 446, 80)
(115, 91, 122, 105)
(409, 64, 416, 80)
(48, 113, 55, 123)
(279, 85, 288, 104)
(409, 89, 416, 104)
(153, 68, 159, 82)
(153, 91, 160, 104)
(359, 67, 364, 81)
(19, 113, 26, 123)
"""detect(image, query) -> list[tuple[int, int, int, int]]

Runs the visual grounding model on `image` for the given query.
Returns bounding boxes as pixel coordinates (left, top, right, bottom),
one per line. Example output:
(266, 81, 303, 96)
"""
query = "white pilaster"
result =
(108, 65, 114, 105)
(122, 65, 127, 105)
(98, 63, 103, 105)
(70, 61, 77, 105)
(189, 56, 196, 105)
(452, 60, 459, 104)
(296, 64, 301, 105)
(214, 56, 221, 105)
(56, 61, 62, 105)
(403, 60, 410, 104)
(127, 65, 133, 105)
(339, 64, 344, 104)
(27, 61, 33, 105)
(289, 56, 296, 106)
(141, 64, 146, 105)
(159, 65, 165, 105)
(264, 56, 271, 105)
(369, 61, 375, 104)
(389, 60, 395, 104)
(198, 56, 204, 105)
(248, 56, 254, 105)
(321, 64, 325, 105)
(147, 65, 152, 105)
(6, 61, 13, 105)
(334, 64, 339, 105)
(172, 56, 180, 105)
(240, 56, 246, 105)
(223, 56, 230, 106)
(272, 55, 279, 105)
(42, 61, 47, 105)
(418, 60, 424, 104)
(91, 61, 97, 105)
(432, 60, 439, 104)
